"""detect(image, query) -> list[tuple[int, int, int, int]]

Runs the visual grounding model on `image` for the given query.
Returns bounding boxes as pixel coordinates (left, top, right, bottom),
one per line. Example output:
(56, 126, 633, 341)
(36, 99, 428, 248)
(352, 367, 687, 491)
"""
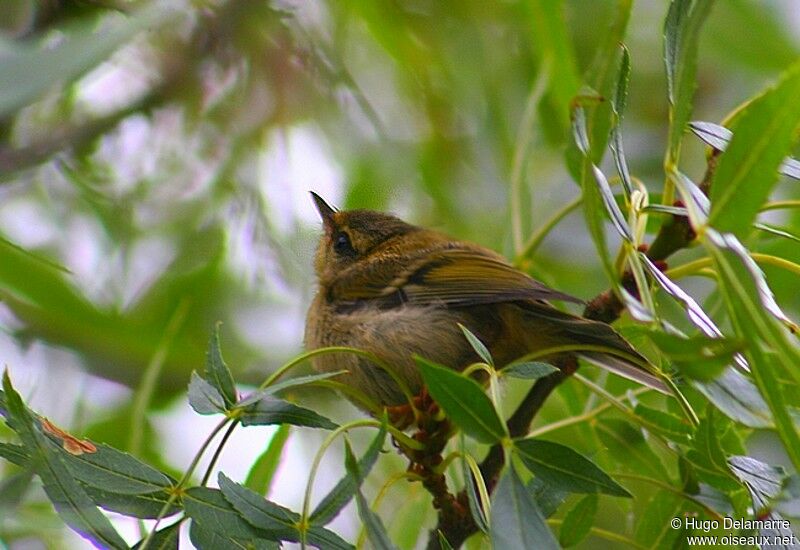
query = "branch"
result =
(428, 159, 719, 549)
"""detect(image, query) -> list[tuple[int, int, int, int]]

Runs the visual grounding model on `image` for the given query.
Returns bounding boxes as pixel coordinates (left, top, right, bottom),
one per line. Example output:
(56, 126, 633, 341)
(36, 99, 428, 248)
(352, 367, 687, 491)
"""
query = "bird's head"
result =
(309, 192, 419, 284)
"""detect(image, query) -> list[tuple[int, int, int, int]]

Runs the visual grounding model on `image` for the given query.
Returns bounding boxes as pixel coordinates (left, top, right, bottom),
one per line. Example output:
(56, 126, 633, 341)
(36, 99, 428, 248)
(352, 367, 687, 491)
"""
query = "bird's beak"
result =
(310, 191, 337, 231)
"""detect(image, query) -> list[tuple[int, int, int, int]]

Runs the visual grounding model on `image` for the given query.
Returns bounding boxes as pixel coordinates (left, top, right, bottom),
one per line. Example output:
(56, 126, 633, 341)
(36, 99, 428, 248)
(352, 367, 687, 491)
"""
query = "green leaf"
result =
(515, 438, 631, 497)
(693, 368, 773, 428)
(0, 5, 178, 118)
(184, 487, 276, 541)
(502, 362, 559, 380)
(189, 520, 279, 550)
(727, 455, 785, 511)
(686, 412, 739, 492)
(570, 103, 615, 286)
(458, 323, 493, 366)
(754, 222, 800, 244)
(311, 419, 386, 525)
(205, 324, 238, 407)
(460, 437, 488, 534)
(60, 443, 174, 495)
(529, 476, 569, 519)
(237, 371, 347, 408)
(641, 254, 723, 341)
(132, 522, 180, 550)
(415, 356, 507, 444)
(245, 425, 291, 496)
(239, 397, 337, 430)
(2, 371, 128, 549)
(633, 404, 695, 445)
(610, 44, 633, 197)
(635, 492, 685, 548)
(703, 229, 800, 469)
(344, 440, 397, 550)
(0, 442, 29, 466)
(490, 464, 558, 550)
(219, 473, 354, 550)
(559, 494, 598, 548)
(437, 532, 455, 550)
(708, 60, 800, 237)
(643, 330, 739, 382)
(689, 121, 800, 180)
(664, 0, 716, 159)
(0, 470, 34, 513)
(595, 419, 666, 481)
(188, 371, 227, 415)
(84, 486, 180, 519)
(774, 475, 800, 518)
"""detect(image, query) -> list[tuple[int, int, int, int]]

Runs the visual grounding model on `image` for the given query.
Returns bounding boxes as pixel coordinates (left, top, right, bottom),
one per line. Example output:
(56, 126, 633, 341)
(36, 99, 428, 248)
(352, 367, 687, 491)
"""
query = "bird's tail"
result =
(521, 302, 669, 394)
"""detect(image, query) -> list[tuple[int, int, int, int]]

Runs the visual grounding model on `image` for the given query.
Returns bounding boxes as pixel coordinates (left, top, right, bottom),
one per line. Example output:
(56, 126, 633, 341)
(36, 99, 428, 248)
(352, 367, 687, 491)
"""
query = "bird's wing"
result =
(331, 245, 583, 307)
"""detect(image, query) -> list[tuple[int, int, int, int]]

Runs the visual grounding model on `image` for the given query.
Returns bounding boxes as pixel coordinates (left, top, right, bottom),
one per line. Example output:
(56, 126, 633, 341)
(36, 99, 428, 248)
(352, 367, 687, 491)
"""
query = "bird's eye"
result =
(333, 231, 355, 256)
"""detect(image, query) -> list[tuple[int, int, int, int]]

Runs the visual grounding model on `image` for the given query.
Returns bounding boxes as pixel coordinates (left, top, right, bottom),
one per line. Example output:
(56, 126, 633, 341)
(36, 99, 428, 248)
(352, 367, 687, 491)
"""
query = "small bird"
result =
(304, 193, 666, 410)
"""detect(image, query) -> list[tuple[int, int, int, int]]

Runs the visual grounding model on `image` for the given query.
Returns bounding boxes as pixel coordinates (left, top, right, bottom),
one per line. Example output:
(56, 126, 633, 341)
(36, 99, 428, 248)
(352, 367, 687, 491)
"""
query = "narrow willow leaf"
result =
(237, 371, 347, 408)
(664, 0, 716, 157)
(712, 314, 800, 470)
(686, 412, 739, 492)
(415, 356, 506, 444)
(559, 494, 598, 548)
(61, 443, 174, 495)
(458, 323, 493, 366)
(239, 396, 337, 430)
(754, 223, 800, 244)
(728, 456, 796, 543)
(84, 486, 179, 519)
(693, 368, 772, 428)
(642, 204, 688, 216)
(219, 473, 309, 543)
(514, 439, 631, 497)
(502, 361, 559, 380)
(205, 324, 238, 407)
(245, 425, 290, 496)
(668, 169, 710, 227)
(709, 60, 800, 237)
(635, 492, 685, 548)
(460, 435, 488, 534)
(490, 464, 558, 550)
(344, 440, 397, 550)
(573, 105, 634, 242)
(184, 487, 276, 541)
(619, 287, 656, 323)
(2, 372, 128, 550)
(189, 520, 279, 550)
(610, 44, 633, 197)
(705, 229, 800, 365)
(641, 254, 735, 351)
(529, 476, 569, 519)
(188, 371, 227, 415)
(311, 419, 386, 525)
(727, 455, 785, 510)
(644, 330, 739, 381)
(596, 419, 667, 481)
(690, 120, 800, 180)
(132, 522, 180, 550)
(0, 442, 29, 466)
(437, 532, 455, 550)
(634, 404, 694, 444)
